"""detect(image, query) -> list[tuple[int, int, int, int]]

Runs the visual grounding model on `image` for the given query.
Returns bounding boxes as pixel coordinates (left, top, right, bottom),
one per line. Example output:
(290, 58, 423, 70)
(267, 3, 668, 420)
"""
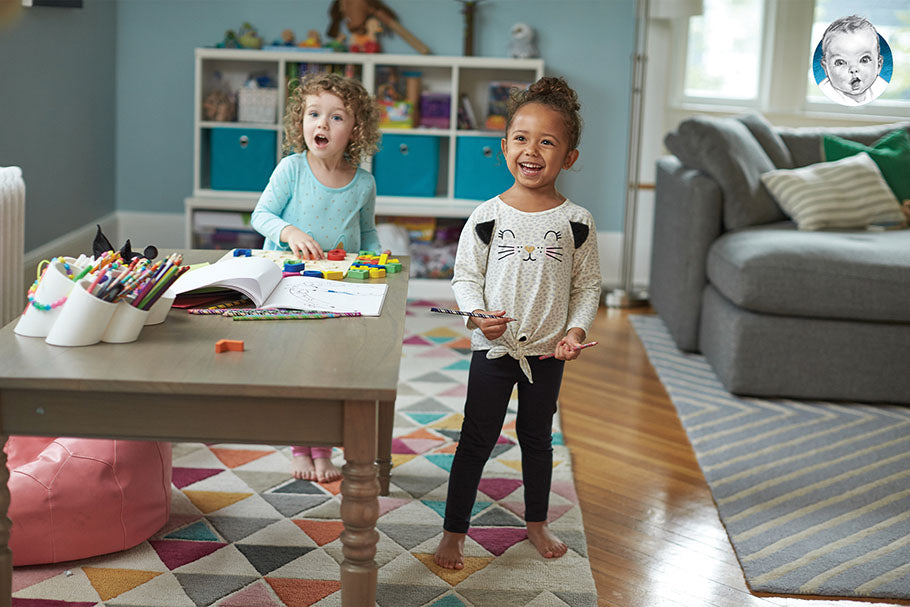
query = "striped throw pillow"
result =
(760, 152, 903, 231)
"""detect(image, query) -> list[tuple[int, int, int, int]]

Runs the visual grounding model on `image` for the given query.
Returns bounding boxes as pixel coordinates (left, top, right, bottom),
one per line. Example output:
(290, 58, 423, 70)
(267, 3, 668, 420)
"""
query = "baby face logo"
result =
(496, 228, 564, 262)
(813, 14, 892, 106)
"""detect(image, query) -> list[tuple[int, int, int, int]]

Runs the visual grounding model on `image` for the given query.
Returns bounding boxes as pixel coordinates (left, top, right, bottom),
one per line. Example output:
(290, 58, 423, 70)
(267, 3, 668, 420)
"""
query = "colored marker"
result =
(539, 341, 599, 360)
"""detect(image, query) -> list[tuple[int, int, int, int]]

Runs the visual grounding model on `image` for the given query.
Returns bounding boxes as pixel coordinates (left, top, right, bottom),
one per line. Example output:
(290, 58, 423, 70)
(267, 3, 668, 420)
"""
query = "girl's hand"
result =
(473, 309, 513, 341)
(555, 328, 586, 361)
(281, 226, 324, 260)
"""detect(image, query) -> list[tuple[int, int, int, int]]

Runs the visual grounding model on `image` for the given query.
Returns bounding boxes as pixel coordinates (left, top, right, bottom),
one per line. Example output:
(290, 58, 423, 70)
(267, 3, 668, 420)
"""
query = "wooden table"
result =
(0, 250, 409, 607)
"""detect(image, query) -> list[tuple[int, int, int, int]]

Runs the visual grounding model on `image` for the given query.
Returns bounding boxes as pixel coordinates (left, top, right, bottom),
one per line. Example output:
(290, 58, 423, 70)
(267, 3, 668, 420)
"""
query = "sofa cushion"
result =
(777, 122, 910, 168)
(738, 112, 794, 169)
(665, 115, 787, 230)
(760, 152, 903, 230)
(823, 128, 910, 202)
(706, 223, 910, 323)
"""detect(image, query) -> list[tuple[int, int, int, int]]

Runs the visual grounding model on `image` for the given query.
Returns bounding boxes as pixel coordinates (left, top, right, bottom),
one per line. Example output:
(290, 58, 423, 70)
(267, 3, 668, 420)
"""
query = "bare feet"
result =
(526, 521, 567, 559)
(434, 530, 465, 569)
(313, 456, 342, 483)
(291, 454, 317, 481)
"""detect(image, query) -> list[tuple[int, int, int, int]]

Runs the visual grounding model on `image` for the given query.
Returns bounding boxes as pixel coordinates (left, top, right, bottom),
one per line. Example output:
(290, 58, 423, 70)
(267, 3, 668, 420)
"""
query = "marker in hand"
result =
(539, 341, 598, 360)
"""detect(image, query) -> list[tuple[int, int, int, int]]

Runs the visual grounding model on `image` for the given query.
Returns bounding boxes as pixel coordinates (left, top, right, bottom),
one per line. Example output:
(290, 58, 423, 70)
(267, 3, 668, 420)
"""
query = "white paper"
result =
(170, 257, 282, 307)
(261, 276, 388, 316)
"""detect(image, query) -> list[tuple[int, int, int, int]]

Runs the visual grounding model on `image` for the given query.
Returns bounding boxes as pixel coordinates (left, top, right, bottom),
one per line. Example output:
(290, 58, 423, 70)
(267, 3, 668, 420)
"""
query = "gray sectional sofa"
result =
(649, 114, 910, 404)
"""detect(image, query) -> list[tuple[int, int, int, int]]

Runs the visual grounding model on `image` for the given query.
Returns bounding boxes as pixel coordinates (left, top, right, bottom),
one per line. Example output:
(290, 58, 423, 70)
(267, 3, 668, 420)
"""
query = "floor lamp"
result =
(606, 0, 702, 308)
(606, 0, 651, 308)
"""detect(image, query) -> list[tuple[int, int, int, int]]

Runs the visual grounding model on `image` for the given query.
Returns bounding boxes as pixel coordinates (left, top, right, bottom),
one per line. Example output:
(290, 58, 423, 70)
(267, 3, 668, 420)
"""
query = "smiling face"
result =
(302, 91, 355, 162)
(496, 227, 564, 263)
(822, 27, 883, 98)
(501, 103, 578, 197)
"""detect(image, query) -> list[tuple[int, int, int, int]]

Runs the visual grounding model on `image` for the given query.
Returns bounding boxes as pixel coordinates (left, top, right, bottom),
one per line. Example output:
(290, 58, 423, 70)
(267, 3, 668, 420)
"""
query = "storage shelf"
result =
(201, 121, 281, 130)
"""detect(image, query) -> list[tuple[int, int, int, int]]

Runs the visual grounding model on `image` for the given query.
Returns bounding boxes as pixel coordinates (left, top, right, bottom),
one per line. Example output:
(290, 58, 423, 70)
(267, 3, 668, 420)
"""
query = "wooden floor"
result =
(559, 305, 910, 607)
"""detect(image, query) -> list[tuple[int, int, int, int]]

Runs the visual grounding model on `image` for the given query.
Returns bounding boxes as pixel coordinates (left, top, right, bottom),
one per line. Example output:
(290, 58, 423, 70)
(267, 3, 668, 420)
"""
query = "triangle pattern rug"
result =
(630, 314, 910, 601)
(12, 300, 597, 607)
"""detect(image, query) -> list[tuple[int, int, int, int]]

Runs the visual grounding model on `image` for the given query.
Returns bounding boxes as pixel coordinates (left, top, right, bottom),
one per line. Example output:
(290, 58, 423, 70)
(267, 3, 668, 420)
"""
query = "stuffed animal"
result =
(327, 0, 430, 54)
(237, 22, 263, 49)
(299, 29, 322, 48)
(509, 22, 538, 59)
(203, 90, 236, 122)
(92, 225, 158, 263)
(350, 17, 383, 53)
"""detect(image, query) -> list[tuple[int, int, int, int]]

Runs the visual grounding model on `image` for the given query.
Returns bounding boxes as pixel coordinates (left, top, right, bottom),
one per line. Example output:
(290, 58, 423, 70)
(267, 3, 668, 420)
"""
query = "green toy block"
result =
(348, 268, 371, 279)
(358, 249, 377, 256)
(385, 262, 402, 273)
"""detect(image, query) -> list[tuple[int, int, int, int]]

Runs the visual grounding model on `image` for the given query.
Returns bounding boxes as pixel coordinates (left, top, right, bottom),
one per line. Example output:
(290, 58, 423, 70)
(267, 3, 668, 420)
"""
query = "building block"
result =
(348, 268, 371, 279)
(303, 270, 323, 278)
(359, 250, 376, 256)
(284, 261, 306, 272)
(324, 270, 344, 280)
(369, 267, 386, 278)
(327, 248, 346, 261)
(233, 248, 252, 257)
(378, 253, 389, 265)
(215, 339, 244, 353)
(385, 262, 402, 273)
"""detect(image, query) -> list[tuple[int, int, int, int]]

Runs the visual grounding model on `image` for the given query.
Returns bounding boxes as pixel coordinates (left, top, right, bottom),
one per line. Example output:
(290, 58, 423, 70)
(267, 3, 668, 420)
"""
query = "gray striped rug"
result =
(630, 314, 910, 600)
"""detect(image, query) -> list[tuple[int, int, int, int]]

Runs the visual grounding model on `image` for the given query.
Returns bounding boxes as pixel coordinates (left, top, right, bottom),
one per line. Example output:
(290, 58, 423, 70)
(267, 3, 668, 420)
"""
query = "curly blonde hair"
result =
(284, 72, 381, 166)
(506, 76, 583, 151)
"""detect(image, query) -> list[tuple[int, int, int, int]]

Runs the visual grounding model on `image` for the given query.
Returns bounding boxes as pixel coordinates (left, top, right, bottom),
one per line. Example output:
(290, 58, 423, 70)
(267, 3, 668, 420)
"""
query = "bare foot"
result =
(291, 454, 317, 481)
(313, 457, 342, 483)
(526, 521, 567, 559)
(434, 530, 465, 569)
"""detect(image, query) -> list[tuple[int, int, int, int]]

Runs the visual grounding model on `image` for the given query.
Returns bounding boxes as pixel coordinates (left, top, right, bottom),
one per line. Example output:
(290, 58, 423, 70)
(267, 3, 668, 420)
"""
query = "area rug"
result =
(11, 300, 597, 607)
(630, 314, 910, 600)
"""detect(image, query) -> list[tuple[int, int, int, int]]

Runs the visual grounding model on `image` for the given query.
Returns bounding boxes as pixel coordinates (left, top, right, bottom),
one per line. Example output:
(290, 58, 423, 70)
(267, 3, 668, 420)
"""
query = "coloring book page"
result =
(261, 276, 388, 316)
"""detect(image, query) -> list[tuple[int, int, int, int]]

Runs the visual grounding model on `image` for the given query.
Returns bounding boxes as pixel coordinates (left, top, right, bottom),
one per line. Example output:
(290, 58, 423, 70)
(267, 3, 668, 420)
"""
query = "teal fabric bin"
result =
(455, 136, 513, 200)
(210, 128, 277, 191)
(373, 134, 440, 197)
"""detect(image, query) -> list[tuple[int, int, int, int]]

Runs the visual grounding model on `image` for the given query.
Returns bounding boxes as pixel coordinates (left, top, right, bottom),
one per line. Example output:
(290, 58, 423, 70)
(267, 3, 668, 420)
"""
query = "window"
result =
(682, 0, 766, 101)
(807, 1, 910, 105)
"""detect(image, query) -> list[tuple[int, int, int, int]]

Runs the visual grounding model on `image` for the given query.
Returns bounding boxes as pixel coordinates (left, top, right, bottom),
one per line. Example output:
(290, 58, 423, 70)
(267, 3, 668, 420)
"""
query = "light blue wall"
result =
(0, 1, 116, 251)
(3, 0, 634, 251)
(115, 0, 634, 232)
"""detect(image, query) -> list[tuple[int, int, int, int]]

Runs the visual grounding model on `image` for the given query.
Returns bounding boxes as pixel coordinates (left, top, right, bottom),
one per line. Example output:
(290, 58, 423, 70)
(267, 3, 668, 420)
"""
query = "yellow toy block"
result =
(388, 258, 399, 263)
(369, 267, 386, 278)
(324, 270, 343, 280)
(378, 253, 389, 265)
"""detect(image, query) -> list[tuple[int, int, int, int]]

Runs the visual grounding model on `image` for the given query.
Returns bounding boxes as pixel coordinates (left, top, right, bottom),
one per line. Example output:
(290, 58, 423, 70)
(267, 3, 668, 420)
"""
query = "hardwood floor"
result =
(559, 305, 910, 607)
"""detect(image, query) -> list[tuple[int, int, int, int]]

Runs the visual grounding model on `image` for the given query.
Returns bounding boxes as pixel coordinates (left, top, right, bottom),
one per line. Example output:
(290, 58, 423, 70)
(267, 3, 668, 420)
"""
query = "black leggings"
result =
(443, 351, 565, 534)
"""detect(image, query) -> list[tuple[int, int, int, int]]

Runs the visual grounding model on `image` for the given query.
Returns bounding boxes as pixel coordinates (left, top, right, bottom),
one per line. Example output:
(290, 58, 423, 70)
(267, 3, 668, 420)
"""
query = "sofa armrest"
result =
(649, 156, 724, 352)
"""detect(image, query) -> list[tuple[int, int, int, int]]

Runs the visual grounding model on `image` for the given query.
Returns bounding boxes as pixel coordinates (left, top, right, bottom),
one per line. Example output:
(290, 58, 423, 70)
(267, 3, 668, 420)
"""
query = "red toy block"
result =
(215, 339, 244, 353)
(327, 248, 346, 261)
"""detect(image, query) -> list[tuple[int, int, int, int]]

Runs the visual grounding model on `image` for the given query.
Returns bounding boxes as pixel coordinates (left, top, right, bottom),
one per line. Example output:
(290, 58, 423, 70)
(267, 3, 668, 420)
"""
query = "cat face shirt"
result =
(451, 197, 601, 379)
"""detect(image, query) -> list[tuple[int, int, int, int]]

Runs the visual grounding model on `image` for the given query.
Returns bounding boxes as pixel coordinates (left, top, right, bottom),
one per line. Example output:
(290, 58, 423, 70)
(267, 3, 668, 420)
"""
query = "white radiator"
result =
(0, 167, 25, 327)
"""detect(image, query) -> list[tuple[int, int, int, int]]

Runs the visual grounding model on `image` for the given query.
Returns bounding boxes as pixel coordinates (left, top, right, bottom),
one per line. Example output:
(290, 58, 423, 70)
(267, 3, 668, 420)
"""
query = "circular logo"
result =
(812, 17, 892, 106)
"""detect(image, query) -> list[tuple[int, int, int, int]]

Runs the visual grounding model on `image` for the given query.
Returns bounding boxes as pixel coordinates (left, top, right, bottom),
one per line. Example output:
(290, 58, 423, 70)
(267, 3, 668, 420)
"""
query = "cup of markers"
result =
(40, 252, 188, 347)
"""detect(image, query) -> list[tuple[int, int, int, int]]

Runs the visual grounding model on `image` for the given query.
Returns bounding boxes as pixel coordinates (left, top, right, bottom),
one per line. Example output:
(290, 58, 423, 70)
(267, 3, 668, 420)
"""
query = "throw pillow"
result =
(760, 152, 903, 231)
(667, 115, 787, 230)
(823, 128, 910, 203)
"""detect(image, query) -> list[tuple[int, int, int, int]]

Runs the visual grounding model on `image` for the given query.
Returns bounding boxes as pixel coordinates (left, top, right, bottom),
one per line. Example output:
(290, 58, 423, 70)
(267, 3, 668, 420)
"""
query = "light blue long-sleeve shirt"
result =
(251, 152, 381, 253)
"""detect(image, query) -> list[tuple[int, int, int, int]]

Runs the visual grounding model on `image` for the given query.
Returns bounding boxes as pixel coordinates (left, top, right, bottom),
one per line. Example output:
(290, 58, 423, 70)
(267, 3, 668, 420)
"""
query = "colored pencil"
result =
(232, 311, 361, 321)
(429, 307, 515, 321)
(538, 341, 599, 360)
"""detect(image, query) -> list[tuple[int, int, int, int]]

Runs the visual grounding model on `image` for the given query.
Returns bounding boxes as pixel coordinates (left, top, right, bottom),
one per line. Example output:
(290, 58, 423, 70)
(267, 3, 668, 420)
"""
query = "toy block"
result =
(215, 339, 244, 353)
(369, 267, 386, 278)
(284, 261, 306, 272)
(359, 249, 376, 256)
(233, 248, 252, 257)
(327, 249, 346, 261)
(385, 262, 402, 273)
(324, 270, 343, 280)
(388, 258, 399, 263)
(303, 270, 323, 278)
(282, 271, 303, 277)
(348, 268, 371, 279)
(378, 253, 389, 265)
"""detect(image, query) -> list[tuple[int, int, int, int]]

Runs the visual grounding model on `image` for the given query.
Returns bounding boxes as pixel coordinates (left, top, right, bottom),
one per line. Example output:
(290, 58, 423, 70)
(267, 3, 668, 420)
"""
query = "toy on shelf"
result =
(270, 29, 296, 46)
(350, 16, 383, 53)
(484, 80, 529, 131)
(509, 22, 538, 58)
(299, 29, 322, 48)
(203, 89, 236, 122)
(323, 33, 349, 52)
(216, 22, 263, 49)
(327, 0, 431, 55)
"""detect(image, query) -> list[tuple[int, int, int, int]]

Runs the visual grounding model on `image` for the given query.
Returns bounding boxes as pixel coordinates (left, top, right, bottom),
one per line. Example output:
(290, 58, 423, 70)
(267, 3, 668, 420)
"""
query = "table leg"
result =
(340, 399, 379, 607)
(376, 399, 394, 496)
(0, 433, 11, 607)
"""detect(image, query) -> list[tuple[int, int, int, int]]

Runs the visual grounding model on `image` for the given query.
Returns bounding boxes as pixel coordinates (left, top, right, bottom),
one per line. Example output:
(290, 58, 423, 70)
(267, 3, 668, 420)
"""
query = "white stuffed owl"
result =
(509, 22, 538, 59)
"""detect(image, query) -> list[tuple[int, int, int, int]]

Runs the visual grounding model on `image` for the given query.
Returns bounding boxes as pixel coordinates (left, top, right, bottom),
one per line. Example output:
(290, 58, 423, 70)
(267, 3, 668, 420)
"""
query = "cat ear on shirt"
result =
(475, 220, 495, 245)
(570, 221, 589, 249)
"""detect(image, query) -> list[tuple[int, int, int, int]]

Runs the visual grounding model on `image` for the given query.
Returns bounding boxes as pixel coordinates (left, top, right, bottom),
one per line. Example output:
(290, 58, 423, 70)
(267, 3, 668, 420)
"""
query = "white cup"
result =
(15, 259, 77, 338)
(145, 289, 175, 326)
(102, 301, 150, 343)
(45, 279, 118, 347)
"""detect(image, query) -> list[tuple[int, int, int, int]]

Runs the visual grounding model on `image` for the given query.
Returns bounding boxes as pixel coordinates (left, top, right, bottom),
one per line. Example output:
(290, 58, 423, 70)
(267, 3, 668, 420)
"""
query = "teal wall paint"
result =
(4, 0, 634, 251)
(0, 1, 116, 251)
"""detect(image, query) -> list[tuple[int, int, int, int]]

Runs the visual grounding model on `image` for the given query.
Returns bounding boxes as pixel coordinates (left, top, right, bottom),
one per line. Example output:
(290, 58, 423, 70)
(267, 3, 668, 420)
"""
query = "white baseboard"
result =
(23, 210, 654, 301)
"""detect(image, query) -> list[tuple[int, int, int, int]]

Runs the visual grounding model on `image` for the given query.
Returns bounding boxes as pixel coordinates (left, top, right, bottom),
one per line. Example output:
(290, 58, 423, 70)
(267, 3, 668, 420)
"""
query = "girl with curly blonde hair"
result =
(251, 72, 384, 483)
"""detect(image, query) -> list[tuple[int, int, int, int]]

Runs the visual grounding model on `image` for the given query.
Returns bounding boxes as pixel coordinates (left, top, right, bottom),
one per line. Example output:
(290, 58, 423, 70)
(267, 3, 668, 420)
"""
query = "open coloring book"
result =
(171, 256, 388, 316)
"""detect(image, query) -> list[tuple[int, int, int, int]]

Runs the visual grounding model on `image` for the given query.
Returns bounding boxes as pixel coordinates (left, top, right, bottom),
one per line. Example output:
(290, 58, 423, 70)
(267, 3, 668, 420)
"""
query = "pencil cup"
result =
(102, 301, 149, 343)
(45, 279, 118, 347)
(15, 258, 77, 338)
(144, 289, 175, 326)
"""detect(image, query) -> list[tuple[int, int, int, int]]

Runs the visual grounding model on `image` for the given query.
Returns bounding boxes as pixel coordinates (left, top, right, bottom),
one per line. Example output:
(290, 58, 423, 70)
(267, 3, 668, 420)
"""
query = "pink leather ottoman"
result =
(6, 437, 172, 566)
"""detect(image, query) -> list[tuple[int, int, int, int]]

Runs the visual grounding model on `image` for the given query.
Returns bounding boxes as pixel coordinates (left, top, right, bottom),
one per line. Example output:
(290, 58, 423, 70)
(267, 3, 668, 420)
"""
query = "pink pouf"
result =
(6, 437, 172, 566)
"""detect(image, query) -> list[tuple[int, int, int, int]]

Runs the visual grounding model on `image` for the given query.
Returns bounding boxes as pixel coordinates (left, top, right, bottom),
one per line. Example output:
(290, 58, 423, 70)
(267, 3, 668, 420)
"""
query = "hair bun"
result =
(527, 77, 580, 113)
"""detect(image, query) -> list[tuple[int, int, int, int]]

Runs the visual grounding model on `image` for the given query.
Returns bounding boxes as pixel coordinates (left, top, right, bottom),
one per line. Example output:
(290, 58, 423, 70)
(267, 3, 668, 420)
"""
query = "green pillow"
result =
(823, 129, 910, 203)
